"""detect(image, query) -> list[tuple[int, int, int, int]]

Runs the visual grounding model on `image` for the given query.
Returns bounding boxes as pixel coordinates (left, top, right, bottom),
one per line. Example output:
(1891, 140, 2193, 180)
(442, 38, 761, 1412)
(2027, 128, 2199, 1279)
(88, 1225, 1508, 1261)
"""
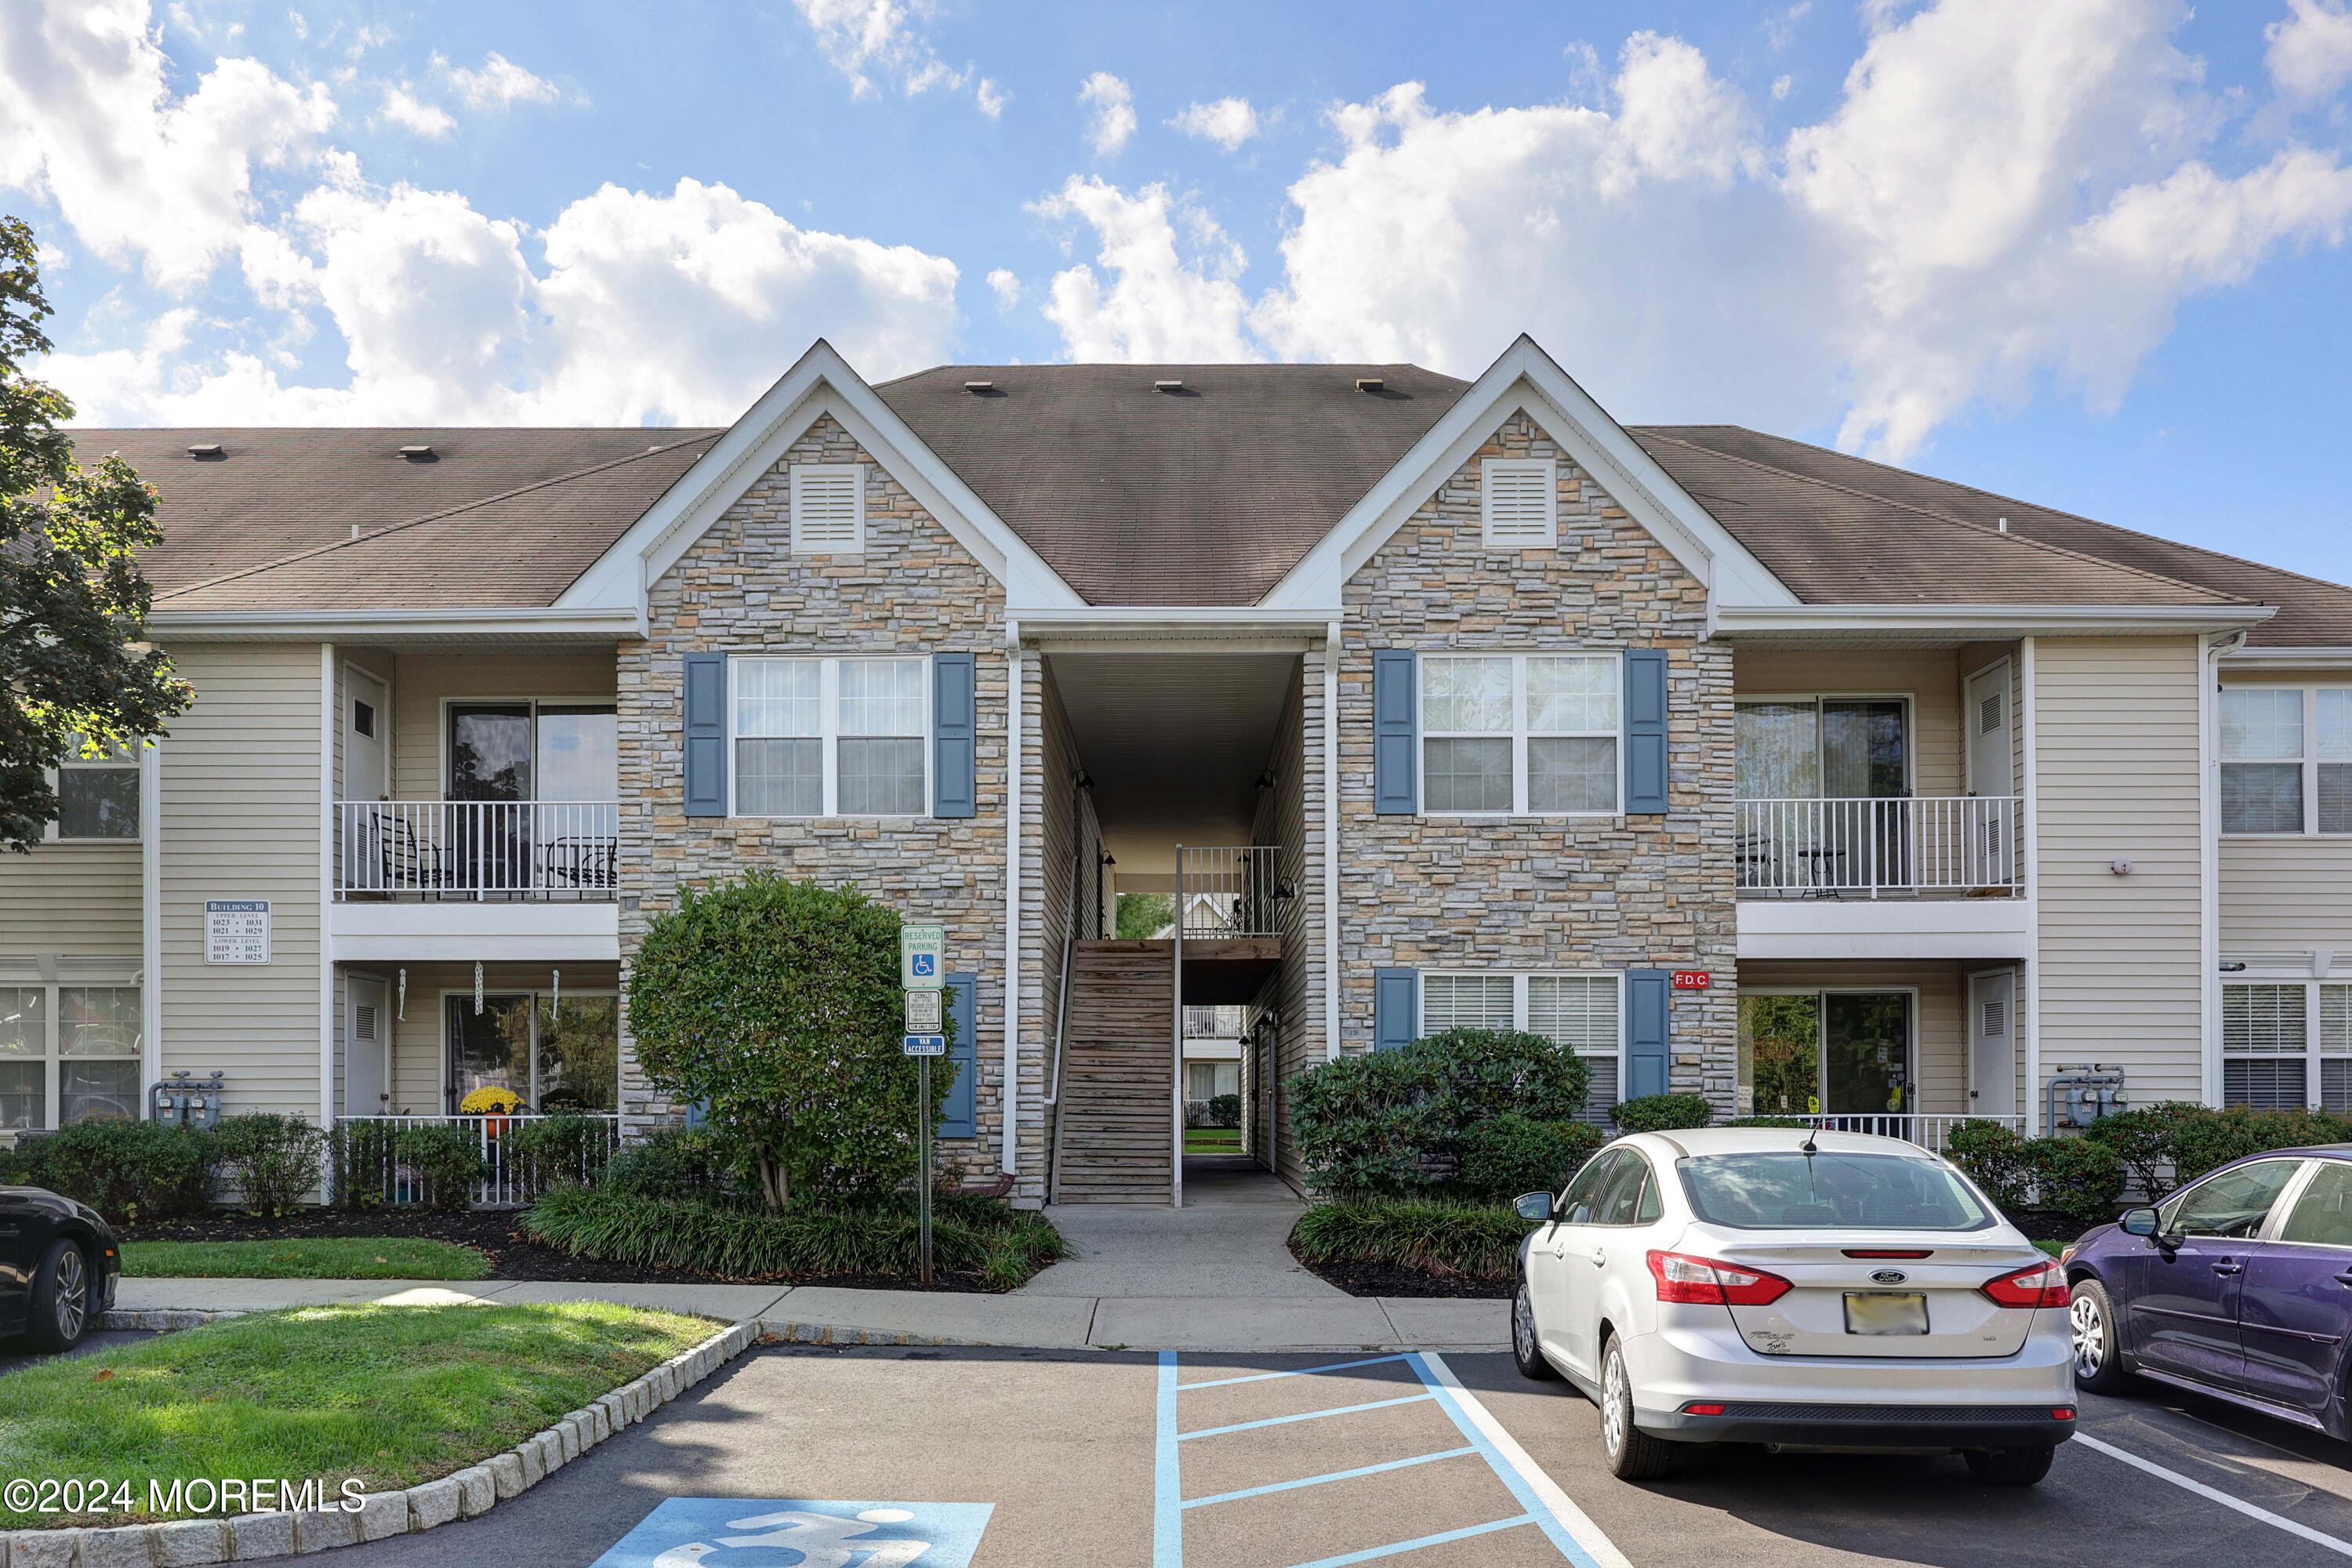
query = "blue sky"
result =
(4, 0, 2350, 579)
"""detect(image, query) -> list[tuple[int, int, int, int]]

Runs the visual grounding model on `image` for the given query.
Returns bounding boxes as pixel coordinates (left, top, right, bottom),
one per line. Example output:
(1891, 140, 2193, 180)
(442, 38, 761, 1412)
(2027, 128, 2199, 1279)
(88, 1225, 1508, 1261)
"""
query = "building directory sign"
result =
(205, 900, 271, 964)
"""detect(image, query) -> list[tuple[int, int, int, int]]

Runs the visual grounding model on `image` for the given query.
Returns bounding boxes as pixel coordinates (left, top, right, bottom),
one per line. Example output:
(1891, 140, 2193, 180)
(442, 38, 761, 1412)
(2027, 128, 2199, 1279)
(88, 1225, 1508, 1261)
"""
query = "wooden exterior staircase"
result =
(1052, 940, 1174, 1203)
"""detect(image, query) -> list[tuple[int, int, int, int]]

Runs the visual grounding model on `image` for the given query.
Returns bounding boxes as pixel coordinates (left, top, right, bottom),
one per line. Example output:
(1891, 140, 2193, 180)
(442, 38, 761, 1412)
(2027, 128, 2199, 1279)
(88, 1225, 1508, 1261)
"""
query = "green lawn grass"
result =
(1185, 1127, 1242, 1153)
(0, 1302, 715, 1529)
(121, 1237, 492, 1280)
(2034, 1239, 2068, 1258)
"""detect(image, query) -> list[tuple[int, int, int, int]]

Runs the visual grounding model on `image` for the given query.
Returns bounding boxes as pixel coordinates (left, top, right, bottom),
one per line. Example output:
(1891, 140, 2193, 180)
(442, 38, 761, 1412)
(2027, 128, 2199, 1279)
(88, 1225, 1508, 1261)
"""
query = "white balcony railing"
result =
(1735, 796, 2021, 898)
(1174, 845, 1290, 938)
(1772, 1112, 2024, 1152)
(331, 1113, 622, 1208)
(336, 800, 619, 900)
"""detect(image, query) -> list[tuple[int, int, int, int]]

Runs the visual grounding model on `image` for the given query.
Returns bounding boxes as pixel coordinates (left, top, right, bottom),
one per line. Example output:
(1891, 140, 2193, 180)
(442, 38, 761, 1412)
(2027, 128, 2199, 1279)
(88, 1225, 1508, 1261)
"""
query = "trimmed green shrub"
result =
(325, 1121, 394, 1210)
(1207, 1092, 1241, 1129)
(1289, 1029, 1592, 1199)
(2080, 1105, 2190, 1199)
(503, 1114, 615, 1200)
(628, 874, 950, 1209)
(1457, 1115, 1604, 1201)
(2027, 1135, 2126, 1225)
(1945, 1119, 2033, 1211)
(523, 1185, 1065, 1290)
(601, 1126, 730, 1200)
(1290, 1198, 1537, 1282)
(210, 1113, 323, 1217)
(394, 1123, 488, 1212)
(1612, 1094, 1712, 1134)
(18, 1120, 215, 1223)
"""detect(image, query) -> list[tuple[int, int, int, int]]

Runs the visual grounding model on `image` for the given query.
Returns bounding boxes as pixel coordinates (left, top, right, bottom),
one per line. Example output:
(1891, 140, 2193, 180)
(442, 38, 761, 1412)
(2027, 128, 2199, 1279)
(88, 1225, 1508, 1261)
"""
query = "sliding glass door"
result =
(1737, 991, 1914, 1118)
(1736, 698, 1911, 892)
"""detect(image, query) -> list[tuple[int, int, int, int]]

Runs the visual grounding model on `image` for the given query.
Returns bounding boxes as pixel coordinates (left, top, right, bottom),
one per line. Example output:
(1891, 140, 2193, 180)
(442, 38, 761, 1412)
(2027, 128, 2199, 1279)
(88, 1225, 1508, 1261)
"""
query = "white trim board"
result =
(561, 339, 1083, 615)
(1260, 335, 1796, 614)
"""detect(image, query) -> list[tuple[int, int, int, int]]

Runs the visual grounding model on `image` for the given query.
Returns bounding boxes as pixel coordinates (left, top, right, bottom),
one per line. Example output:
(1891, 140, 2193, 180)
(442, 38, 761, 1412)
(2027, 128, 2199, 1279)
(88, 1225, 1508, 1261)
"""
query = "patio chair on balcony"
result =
(540, 835, 618, 896)
(373, 808, 448, 898)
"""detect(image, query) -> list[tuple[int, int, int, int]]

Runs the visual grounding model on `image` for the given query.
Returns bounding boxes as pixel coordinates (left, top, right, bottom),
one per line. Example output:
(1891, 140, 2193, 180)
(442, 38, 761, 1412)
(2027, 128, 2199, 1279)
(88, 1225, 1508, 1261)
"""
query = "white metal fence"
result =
(1174, 845, 1288, 937)
(336, 800, 619, 899)
(332, 1113, 622, 1208)
(1734, 796, 2021, 898)
(1772, 1112, 2025, 1152)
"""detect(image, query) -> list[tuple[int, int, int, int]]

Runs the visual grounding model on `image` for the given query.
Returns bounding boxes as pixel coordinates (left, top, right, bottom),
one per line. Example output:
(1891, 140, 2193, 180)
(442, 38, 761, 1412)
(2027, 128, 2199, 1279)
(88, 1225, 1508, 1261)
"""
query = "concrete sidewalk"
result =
(111, 1275, 1504, 1352)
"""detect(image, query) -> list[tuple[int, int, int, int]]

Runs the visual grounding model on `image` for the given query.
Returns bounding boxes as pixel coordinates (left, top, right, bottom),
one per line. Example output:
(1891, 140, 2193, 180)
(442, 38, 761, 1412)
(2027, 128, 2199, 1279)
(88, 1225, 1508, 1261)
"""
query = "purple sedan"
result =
(2063, 1145, 2352, 1436)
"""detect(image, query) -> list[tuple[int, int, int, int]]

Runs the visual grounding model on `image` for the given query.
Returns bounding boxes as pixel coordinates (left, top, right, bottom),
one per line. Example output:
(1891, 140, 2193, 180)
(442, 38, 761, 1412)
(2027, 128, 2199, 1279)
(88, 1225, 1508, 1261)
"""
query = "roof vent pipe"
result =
(1153, 379, 1184, 392)
(1997, 516, 2009, 532)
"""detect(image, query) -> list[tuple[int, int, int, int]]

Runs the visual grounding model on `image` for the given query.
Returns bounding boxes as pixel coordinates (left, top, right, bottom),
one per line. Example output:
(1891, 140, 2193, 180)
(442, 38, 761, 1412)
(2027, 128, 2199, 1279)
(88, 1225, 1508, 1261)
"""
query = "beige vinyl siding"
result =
(1732, 646, 1964, 798)
(158, 641, 325, 1120)
(2033, 637, 2206, 1102)
(1738, 961, 1970, 1115)
(390, 649, 619, 799)
(0, 845, 141, 961)
(2216, 668, 2352, 958)
(371, 961, 621, 1115)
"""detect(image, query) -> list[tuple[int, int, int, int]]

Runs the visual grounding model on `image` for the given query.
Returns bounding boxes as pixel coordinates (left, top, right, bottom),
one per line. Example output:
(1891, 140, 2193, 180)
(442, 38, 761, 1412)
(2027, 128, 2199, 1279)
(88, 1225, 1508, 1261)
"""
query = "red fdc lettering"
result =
(1670, 970, 1711, 990)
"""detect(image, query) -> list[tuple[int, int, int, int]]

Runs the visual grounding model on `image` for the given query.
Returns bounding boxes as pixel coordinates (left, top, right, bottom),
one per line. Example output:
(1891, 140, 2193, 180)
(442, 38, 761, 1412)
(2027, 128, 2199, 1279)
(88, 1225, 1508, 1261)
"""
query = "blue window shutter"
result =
(1373, 968, 1419, 1052)
(1623, 649, 1668, 815)
(1625, 970, 1670, 1100)
(1373, 649, 1417, 815)
(682, 652, 728, 817)
(939, 972, 979, 1138)
(933, 652, 977, 818)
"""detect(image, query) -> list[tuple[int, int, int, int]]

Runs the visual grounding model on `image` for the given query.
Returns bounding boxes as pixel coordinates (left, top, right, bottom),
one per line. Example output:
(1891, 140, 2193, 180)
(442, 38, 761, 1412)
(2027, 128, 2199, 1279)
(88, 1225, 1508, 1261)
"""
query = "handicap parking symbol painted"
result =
(591, 1498, 993, 1568)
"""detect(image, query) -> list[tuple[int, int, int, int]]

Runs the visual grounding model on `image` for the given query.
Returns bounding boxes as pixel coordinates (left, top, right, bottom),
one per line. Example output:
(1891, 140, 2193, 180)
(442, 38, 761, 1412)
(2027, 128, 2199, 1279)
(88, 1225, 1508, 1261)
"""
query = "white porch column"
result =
(318, 643, 336, 1131)
(2020, 636, 2040, 1136)
(1323, 622, 1341, 1062)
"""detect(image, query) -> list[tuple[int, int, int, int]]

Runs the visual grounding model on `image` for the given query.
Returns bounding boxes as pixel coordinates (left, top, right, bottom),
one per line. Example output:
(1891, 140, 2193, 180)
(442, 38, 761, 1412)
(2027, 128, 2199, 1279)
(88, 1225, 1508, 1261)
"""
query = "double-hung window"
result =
(1421, 653, 1620, 815)
(1421, 971, 1621, 1117)
(2223, 981, 2352, 1111)
(0, 983, 142, 1130)
(732, 655, 928, 816)
(2221, 687, 2352, 834)
(48, 740, 140, 841)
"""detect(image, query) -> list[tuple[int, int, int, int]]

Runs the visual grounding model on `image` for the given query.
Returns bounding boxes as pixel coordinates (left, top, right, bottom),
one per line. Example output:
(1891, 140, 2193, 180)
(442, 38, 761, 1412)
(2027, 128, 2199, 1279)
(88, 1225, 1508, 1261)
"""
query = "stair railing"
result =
(1046, 777, 1099, 1203)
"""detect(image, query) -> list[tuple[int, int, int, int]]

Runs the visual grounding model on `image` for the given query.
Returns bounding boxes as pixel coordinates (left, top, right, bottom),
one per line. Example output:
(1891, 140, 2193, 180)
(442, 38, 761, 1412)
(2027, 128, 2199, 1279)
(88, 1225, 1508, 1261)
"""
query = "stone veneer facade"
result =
(1334, 411, 1740, 1110)
(616, 413, 1040, 1197)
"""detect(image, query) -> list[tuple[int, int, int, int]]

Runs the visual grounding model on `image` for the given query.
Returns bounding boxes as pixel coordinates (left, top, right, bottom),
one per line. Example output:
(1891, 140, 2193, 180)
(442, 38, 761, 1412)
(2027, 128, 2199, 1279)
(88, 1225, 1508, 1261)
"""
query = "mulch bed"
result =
(1287, 1239, 1508, 1300)
(122, 1207, 1007, 1292)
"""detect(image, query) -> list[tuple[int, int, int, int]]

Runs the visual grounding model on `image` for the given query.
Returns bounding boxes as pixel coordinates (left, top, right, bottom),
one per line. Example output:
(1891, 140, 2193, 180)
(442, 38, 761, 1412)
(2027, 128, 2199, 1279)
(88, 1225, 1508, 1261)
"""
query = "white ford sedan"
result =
(1511, 1127, 2075, 1485)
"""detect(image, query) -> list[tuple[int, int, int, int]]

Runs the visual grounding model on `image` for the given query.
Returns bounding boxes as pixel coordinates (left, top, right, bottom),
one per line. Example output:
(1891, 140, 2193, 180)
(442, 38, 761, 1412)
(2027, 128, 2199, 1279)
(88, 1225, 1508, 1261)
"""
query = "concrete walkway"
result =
(115, 1158, 1508, 1352)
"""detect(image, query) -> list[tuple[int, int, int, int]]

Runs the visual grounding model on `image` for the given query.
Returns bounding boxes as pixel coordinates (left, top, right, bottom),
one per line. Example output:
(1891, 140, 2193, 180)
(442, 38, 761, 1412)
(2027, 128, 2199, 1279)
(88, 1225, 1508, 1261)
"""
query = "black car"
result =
(1, 1186, 121, 1352)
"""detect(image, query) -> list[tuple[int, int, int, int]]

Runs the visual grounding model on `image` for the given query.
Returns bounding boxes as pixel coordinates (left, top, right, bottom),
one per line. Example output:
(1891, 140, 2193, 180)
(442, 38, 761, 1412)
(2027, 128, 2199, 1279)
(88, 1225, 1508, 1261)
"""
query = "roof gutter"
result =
(146, 605, 648, 642)
(1011, 604, 1338, 646)
(2219, 644, 2352, 667)
(1713, 603, 2277, 639)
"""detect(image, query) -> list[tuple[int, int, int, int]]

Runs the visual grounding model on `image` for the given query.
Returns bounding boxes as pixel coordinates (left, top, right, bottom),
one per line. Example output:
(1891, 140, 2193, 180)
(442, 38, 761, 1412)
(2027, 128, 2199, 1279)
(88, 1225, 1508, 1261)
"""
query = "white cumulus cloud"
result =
(2268, 0, 2352, 100)
(378, 85, 453, 138)
(1171, 96, 1261, 151)
(789, 0, 995, 114)
(436, 50, 564, 111)
(985, 267, 1022, 307)
(1029, 176, 1252, 361)
(1080, 71, 1137, 158)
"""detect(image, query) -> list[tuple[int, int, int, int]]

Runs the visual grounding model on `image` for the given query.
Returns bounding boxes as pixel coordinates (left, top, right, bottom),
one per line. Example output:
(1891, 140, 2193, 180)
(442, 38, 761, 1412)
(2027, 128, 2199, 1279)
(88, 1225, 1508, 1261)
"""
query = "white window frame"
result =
(789, 463, 866, 554)
(439, 988, 622, 1114)
(729, 654, 931, 818)
(43, 742, 143, 844)
(2220, 684, 2352, 837)
(1732, 693, 1918, 800)
(1479, 457, 1557, 549)
(0, 978, 143, 1131)
(1418, 969, 1625, 1102)
(2221, 978, 2352, 1111)
(1420, 652, 1621, 818)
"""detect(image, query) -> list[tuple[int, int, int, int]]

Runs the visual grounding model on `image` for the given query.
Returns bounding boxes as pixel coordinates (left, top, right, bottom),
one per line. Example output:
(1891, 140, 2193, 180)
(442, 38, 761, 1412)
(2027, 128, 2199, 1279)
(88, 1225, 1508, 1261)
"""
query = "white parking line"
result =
(2074, 1432, 2352, 1559)
(1417, 1352, 1635, 1568)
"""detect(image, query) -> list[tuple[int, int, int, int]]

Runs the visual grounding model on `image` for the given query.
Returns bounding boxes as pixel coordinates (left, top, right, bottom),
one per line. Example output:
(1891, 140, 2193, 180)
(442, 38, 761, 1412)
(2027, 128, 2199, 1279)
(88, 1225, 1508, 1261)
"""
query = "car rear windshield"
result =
(1677, 1152, 1997, 1232)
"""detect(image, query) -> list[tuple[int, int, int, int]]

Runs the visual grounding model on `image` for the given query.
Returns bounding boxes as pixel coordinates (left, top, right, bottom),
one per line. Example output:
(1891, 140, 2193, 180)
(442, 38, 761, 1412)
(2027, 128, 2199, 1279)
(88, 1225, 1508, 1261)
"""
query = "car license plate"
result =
(1843, 1291, 1930, 1335)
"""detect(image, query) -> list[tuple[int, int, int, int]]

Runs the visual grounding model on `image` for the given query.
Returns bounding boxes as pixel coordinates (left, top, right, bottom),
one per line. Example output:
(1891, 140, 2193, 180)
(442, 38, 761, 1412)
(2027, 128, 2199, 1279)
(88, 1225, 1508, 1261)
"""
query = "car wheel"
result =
(1963, 1446, 2055, 1486)
(25, 1239, 92, 1353)
(2068, 1278, 2133, 1396)
(1596, 1335, 1675, 1481)
(1512, 1277, 1557, 1381)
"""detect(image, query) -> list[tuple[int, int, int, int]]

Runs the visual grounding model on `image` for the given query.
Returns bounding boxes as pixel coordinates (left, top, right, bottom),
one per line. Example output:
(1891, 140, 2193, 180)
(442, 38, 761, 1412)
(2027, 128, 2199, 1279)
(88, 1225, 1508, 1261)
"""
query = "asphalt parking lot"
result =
(0, 1328, 148, 1377)
(296, 1340, 2352, 1567)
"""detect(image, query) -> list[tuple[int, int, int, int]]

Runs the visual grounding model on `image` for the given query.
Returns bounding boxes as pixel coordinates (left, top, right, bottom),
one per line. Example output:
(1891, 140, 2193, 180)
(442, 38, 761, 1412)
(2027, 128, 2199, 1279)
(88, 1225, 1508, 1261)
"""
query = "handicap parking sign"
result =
(592, 1498, 993, 1567)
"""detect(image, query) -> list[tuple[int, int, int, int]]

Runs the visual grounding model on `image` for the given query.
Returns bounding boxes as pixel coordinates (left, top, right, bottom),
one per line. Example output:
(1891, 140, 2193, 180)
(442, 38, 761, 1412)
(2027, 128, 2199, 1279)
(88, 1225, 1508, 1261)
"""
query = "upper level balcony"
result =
(335, 800, 619, 901)
(1734, 794, 2023, 900)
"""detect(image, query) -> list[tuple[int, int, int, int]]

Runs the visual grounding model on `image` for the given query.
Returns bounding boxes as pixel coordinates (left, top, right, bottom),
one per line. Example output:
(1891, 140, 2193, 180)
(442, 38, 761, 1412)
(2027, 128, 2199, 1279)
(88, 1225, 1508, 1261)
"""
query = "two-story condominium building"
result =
(12, 336, 2350, 1207)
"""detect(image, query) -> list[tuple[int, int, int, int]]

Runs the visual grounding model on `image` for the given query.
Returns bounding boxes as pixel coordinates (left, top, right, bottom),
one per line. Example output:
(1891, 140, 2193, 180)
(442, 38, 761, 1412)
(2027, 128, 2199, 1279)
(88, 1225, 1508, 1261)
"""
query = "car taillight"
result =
(1647, 1250, 1793, 1306)
(1981, 1259, 2069, 1308)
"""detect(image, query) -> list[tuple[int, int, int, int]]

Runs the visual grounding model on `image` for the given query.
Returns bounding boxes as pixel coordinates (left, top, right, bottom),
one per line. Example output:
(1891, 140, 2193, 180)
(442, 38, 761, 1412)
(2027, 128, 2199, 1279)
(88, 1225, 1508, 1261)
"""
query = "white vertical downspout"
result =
(140, 737, 162, 1102)
(318, 643, 337, 1137)
(1323, 621, 1341, 1062)
(1002, 623, 1023, 1177)
(2020, 637, 2042, 1136)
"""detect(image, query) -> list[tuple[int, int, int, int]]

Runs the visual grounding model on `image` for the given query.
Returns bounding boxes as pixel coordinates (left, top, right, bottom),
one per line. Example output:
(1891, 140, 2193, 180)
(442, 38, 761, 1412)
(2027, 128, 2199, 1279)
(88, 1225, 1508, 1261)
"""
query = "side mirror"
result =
(2119, 1207, 2160, 1238)
(1514, 1192, 1557, 1224)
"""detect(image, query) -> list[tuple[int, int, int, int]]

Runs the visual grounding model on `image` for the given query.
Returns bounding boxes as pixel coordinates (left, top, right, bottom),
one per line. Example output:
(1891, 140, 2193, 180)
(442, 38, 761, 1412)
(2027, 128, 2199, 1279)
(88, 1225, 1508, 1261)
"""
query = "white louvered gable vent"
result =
(1481, 458, 1556, 548)
(789, 463, 865, 554)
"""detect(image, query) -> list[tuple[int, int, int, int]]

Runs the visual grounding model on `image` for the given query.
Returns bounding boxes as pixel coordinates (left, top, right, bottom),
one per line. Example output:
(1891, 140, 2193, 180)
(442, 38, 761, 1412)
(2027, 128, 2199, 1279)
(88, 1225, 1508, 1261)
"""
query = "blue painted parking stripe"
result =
(1180, 1446, 1479, 1510)
(1178, 1355, 1410, 1390)
(1285, 1514, 1537, 1567)
(1177, 1392, 1436, 1442)
(1406, 1352, 1601, 1566)
(1155, 1351, 1183, 1568)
